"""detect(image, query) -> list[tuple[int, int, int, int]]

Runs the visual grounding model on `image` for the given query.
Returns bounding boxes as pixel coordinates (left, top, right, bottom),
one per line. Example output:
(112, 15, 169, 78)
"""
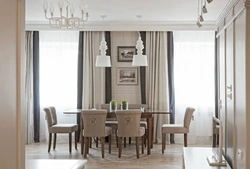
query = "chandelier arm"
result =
(44, 11, 52, 20)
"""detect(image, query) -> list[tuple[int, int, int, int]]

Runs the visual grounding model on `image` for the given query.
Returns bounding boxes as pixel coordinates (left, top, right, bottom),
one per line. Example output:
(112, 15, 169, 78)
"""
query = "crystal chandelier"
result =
(43, 0, 89, 29)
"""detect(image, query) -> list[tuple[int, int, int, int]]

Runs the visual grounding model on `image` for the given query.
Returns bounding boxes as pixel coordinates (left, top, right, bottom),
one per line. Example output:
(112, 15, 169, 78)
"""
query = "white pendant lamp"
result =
(95, 35, 111, 67)
(95, 16, 111, 67)
(132, 15, 148, 67)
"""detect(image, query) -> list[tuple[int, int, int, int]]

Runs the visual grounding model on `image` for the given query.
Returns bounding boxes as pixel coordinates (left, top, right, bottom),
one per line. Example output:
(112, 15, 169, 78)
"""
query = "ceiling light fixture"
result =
(132, 15, 148, 67)
(43, 0, 89, 29)
(196, 0, 202, 28)
(202, 0, 208, 13)
(95, 15, 111, 67)
(207, 0, 213, 4)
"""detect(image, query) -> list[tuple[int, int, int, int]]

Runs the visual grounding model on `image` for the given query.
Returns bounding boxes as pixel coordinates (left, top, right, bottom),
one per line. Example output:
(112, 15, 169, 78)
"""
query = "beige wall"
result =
(110, 32, 142, 105)
(0, 0, 25, 169)
(217, 0, 250, 168)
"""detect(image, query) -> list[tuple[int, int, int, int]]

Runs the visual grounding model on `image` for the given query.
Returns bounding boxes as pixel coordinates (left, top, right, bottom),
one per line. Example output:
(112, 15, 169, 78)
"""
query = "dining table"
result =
(64, 109, 171, 155)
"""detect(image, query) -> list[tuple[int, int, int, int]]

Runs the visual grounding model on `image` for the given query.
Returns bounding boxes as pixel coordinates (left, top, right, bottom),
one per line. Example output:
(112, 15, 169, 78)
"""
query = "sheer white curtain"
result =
(174, 31, 215, 144)
(39, 31, 79, 142)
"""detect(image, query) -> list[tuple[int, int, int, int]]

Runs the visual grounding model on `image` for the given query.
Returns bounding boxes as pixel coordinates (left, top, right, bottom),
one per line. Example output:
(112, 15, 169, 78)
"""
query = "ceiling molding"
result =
(215, 0, 241, 26)
(25, 21, 217, 31)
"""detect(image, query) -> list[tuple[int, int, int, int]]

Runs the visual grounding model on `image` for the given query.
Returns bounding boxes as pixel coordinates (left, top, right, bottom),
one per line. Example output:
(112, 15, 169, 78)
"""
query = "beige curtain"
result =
(146, 31, 170, 143)
(82, 31, 105, 109)
(25, 31, 34, 144)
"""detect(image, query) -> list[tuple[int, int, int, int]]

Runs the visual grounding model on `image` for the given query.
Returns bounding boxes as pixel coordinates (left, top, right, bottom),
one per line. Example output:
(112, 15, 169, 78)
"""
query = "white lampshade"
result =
(95, 55, 111, 67)
(132, 55, 148, 66)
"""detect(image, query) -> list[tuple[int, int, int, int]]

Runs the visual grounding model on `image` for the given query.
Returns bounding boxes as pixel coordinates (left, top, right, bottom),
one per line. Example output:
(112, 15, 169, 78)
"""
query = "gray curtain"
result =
(33, 31, 40, 142)
(105, 31, 112, 103)
(25, 31, 34, 144)
(25, 31, 40, 143)
(140, 31, 146, 104)
(167, 31, 175, 143)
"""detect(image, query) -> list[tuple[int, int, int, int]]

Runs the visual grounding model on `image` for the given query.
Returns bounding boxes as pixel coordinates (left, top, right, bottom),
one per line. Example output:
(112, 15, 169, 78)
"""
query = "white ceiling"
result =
(25, 0, 230, 30)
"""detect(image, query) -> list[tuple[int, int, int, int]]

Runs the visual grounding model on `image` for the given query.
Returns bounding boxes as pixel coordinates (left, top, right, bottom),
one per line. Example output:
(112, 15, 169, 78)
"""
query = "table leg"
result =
(151, 116, 154, 148)
(147, 116, 153, 155)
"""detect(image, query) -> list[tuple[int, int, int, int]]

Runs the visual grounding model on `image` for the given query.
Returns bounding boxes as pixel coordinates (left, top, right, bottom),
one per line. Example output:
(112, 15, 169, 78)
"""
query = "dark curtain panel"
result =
(167, 31, 175, 144)
(105, 31, 112, 103)
(33, 31, 40, 142)
(214, 32, 218, 118)
(140, 31, 146, 104)
(77, 31, 83, 109)
(76, 31, 84, 142)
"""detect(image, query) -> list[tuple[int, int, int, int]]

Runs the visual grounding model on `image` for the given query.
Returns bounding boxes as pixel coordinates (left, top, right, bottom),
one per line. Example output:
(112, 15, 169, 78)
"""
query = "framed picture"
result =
(117, 46, 136, 62)
(117, 67, 138, 85)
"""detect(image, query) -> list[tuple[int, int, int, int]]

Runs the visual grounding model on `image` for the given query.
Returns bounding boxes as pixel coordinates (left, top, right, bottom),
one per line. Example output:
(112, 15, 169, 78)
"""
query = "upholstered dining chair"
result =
(161, 107, 195, 154)
(126, 104, 148, 146)
(43, 106, 78, 153)
(81, 109, 112, 158)
(115, 109, 145, 158)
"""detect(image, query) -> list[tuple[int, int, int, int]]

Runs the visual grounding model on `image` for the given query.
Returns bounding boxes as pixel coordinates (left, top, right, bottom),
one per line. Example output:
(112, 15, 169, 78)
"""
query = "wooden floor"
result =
(25, 140, 210, 169)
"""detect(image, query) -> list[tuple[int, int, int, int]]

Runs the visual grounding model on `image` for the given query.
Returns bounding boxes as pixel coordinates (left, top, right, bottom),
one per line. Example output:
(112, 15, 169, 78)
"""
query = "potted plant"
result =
(121, 100, 128, 110)
(109, 100, 117, 111)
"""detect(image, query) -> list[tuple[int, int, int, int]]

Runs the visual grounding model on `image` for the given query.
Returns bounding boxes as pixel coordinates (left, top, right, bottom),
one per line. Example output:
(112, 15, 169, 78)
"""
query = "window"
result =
(39, 31, 79, 139)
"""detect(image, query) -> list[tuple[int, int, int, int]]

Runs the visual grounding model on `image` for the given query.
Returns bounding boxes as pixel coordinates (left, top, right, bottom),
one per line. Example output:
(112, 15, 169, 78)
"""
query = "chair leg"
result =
(118, 137, 122, 158)
(109, 135, 111, 154)
(53, 133, 57, 150)
(129, 137, 131, 144)
(162, 133, 165, 154)
(81, 135, 84, 155)
(141, 135, 144, 154)
(96, 137, 99, 148)
(116, 134, 118, 148)
(75, 131, 77, 150)
(184, 134, 187, 147)
(101, 137, 105, 158)
(124, 137, 126, 148)
(89, 137, 92, 148)
(136, 137, 139, 158)
(48, 133, 52, 152)
(84, 137, 88, 158)
(144, 129, 147, 148)
(69, 133, 72, 153)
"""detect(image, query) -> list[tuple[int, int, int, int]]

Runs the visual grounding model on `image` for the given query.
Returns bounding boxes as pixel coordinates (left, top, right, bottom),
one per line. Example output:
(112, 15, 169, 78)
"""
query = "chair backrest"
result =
(115, 109, 142, 137)
(183, 107, 195, 129)
(43, 106, 58, 132)
(81, 109, 107, 137)
(100, 104, 110, 110)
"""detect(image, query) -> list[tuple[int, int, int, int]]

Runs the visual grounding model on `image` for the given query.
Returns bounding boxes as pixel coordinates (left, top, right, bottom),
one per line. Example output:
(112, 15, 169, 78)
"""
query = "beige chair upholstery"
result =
(115, 110, 145, 158)
(43, 107, 78, 153)
(161, 107, 195, 154)
(101, 103, 149, 147)
(81, 109, 112, 158)
(126, 104, 148, 146)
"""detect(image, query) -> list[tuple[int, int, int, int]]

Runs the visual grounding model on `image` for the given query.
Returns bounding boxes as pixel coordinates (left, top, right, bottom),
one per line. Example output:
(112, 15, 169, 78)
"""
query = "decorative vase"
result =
(109, 101, 117, 112)
(121, 101, 128, 110)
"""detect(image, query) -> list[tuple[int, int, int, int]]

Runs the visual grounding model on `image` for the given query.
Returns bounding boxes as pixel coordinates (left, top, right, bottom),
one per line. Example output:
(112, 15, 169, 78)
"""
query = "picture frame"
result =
(117, 67, 138, 85)
(117, 46, 136, 62)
